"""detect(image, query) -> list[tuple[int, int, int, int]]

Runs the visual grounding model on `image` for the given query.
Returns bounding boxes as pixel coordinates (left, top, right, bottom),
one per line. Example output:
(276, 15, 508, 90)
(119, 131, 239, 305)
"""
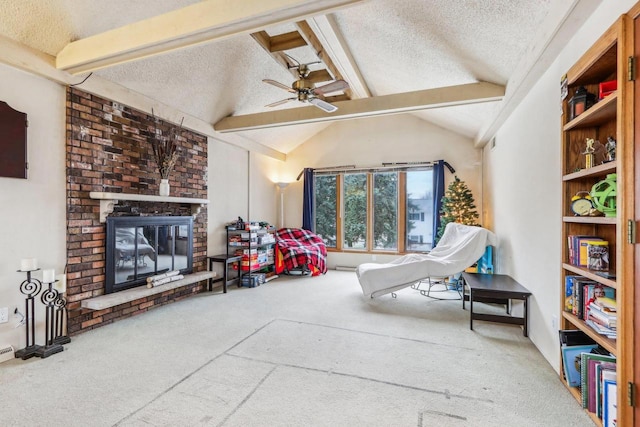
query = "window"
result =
(314, 175, 337, 248)
(373, 172, 397, 250)
(406, 169, 434, 251)
(314, 168, 433, 253)
(343, 173, 367, 249)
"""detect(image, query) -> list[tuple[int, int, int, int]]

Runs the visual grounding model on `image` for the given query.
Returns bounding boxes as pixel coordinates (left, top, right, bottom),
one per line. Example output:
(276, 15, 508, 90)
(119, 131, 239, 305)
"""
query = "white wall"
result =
(0, 64, 66, 349)
(207, 139, 249, 258)
(282, 113, 482, 268)
(484, 0, 637, 371)
(205, 141, 280, 276)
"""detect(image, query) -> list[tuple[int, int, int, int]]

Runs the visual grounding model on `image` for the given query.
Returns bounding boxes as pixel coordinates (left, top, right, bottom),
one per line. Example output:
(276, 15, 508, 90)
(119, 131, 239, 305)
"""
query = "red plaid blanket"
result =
(276, 228, 327, 275)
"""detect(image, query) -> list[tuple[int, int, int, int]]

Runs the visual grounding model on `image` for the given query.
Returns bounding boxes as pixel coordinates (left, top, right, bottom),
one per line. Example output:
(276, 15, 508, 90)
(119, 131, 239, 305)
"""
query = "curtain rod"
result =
(296, 161, 454, 181)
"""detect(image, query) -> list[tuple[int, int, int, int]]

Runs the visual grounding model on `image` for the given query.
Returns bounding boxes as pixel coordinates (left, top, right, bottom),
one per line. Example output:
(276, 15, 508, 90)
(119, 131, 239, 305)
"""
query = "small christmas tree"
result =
(436, 176, 479, 242)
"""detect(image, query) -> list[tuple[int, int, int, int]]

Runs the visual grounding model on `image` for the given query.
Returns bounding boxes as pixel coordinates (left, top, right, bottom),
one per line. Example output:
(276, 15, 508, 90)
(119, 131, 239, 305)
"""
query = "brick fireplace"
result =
(65, 87, 208, 335)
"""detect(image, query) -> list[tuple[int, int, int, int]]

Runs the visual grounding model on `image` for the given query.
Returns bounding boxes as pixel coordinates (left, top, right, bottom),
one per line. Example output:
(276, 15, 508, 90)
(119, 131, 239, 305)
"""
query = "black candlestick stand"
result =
(14, 269, 43, 360)
(34, 280, 64, 358)
(53, 294, 71, 345)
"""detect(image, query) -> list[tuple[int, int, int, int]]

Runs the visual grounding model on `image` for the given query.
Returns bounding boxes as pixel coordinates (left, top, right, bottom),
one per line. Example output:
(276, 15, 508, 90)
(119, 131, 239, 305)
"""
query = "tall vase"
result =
(159, 179, 170, 197)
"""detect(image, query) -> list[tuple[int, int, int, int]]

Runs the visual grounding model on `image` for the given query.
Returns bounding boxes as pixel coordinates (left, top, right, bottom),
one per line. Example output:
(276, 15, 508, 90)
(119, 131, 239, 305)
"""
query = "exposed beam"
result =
(269, 31, 308, 52)
(295, 20, 352, 98)
(56, 0, 363, 74)
(305, 15, 371, 98)
(214, 82, 505, 132)
(251, 31, 301, 81)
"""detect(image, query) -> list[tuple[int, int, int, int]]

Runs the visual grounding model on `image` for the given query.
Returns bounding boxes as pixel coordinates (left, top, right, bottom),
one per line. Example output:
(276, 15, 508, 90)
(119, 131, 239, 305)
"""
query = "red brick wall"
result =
(65, 87, 208, 335)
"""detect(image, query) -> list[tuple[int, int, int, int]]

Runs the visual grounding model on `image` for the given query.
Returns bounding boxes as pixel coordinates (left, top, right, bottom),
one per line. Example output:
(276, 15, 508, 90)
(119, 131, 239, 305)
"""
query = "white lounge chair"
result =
(356, 223, 497, 298)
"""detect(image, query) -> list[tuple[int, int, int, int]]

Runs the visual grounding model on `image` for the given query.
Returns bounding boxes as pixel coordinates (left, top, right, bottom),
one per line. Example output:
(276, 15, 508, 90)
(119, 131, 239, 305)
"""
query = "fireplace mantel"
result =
(90, 192, 209, 223)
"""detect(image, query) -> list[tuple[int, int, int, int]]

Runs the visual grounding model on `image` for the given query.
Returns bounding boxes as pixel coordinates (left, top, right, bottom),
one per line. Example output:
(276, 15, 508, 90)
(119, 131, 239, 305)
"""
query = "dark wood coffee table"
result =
(462, 272, 532, 337)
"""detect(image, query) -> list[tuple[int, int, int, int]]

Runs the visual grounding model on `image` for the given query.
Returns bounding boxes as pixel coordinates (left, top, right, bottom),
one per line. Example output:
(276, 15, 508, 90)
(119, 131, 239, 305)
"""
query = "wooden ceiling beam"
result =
(269, 31, 308, 52)
(56, 0, 363, 74)
(304, 15, 370, 98)
(214, 82, 505, 132)
(307, 69, 333, 83)
(295, 20, 352, 98)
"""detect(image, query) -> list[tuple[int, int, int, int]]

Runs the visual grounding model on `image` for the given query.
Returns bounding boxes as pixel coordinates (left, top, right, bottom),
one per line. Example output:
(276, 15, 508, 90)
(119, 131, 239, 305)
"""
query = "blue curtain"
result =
(302, 168, 315, 231)
(432, 160, 445, 246)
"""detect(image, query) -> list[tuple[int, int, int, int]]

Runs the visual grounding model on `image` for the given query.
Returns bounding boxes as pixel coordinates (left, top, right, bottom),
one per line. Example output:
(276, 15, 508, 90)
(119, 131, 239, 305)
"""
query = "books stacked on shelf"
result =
(564, 275, 615, 324)
(586, 297, 617, 339)
(559, 330, 616, 423)
(567, 235, 607, 268)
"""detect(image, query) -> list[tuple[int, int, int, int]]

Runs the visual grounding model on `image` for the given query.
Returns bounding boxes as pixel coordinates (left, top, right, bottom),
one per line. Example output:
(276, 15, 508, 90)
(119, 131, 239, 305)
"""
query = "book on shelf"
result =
(602, 379, 617, 427)
(578, 238, 605, 267)
(595, 363, 616, 418)
(568, 235, 602, 266)
(561, 344, 598, 387)
(572, 277, 596, 318)
(564, 275, 580, 312)
(585, 319, 617, 339)
(588, 303, 616, 328)
(595, 296, 617, 312)
(580, 352, 616, 409)
(587, 241, 609, 271)
(583, 284, 616, 321)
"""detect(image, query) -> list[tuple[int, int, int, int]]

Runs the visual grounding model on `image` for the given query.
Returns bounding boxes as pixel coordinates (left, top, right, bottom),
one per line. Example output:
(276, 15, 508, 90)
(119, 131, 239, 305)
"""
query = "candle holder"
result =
(53, 294, 71, 345)
(34, 280, 64, 358)
(14, 269, 43, 360)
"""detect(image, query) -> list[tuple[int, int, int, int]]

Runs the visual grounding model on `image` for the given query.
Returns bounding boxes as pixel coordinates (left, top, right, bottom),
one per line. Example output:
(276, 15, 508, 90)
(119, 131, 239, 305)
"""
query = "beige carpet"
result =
(0, 271, 590, 426)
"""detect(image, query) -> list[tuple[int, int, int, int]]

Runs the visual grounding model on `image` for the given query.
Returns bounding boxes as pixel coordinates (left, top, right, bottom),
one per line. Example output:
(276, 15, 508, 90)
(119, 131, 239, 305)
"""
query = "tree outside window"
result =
(343, 173, 367, 249)
(315, 175, 337, 247)
(373, 172, 397, 250)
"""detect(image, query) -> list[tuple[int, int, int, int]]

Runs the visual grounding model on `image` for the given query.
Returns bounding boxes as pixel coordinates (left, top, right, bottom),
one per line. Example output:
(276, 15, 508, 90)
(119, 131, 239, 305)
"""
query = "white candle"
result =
(20, 258, 37, 271)
(54, 274, 67, 293)
(42, 269, 55, 283)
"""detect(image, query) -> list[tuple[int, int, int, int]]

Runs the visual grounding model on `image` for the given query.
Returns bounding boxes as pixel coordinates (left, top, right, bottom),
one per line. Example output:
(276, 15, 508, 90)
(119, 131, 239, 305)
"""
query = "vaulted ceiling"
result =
(0, 0, 597, 156)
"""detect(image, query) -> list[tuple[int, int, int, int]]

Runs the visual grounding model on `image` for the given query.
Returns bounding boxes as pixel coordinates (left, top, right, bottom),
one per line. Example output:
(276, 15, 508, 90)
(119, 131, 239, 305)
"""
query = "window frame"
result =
(314, 168, 432, 254)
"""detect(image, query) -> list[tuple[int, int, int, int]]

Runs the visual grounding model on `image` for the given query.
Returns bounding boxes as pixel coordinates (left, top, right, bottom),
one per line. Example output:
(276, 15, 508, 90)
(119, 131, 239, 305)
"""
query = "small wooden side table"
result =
(462, 272, 532, 337)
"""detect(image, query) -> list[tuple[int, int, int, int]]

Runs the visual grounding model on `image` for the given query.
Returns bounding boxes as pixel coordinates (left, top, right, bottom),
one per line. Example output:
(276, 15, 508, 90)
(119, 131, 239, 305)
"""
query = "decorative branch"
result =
(149, 109, 184, 180)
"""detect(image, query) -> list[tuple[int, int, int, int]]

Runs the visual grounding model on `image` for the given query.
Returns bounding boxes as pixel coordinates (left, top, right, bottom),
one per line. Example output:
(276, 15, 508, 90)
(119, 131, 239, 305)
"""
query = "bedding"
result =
(356, 223, 497, 298)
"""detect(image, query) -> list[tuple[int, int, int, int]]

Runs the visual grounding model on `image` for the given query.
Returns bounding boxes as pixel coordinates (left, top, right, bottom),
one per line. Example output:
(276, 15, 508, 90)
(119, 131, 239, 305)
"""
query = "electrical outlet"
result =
(371, 254, 377, 261)
(0, 307, 8, 324)
(551, 315, 558, 330)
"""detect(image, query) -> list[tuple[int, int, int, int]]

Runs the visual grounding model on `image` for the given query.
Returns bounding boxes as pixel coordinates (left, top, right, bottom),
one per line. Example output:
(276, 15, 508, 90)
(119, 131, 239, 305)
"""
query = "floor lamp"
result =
(276, 182, 289, 228)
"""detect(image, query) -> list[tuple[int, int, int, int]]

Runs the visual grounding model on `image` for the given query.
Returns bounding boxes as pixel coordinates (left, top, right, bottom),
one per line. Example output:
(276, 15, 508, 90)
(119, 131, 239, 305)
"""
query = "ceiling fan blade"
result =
(309, 97, 338, 113)
(263, 79, 296, 93)
(312, 79, 349, 96)
(265, 98, 296, 107)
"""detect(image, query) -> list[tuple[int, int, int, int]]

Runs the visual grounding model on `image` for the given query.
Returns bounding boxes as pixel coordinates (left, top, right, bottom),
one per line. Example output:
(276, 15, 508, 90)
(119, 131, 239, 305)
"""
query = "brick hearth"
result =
(65, 87, 208, 335)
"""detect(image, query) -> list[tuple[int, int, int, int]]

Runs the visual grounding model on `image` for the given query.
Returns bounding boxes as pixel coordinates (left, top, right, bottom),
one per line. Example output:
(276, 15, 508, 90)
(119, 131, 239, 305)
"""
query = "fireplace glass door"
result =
(106, 216, 193, 293)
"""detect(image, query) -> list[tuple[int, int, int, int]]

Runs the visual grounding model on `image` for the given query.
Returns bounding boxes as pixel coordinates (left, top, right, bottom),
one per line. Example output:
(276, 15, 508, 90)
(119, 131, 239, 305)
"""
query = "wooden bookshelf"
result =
(559, 15, 635, 426)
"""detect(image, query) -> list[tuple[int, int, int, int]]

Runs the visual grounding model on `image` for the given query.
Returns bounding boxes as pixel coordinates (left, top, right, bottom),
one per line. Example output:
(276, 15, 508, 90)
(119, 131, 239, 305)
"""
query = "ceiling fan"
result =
(263, 59, 349, 113)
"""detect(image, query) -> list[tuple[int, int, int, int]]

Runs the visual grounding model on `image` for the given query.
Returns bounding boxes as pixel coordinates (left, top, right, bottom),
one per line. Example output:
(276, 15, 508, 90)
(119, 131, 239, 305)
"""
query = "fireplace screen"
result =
(106, 216, 193, 293)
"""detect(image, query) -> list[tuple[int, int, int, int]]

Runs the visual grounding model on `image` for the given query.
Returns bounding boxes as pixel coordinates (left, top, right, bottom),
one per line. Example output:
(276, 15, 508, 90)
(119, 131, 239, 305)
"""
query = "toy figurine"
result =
(604, 136, 616, 162)
(583, 138, 595, 168)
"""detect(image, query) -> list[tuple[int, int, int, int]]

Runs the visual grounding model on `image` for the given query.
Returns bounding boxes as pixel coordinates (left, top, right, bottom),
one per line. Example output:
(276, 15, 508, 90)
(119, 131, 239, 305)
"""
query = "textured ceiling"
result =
(0, 0, 553, 153)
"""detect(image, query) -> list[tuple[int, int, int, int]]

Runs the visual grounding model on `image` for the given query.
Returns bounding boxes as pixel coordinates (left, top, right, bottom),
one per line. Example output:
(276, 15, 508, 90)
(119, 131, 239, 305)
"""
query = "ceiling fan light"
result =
(310, 97, 338, 113)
